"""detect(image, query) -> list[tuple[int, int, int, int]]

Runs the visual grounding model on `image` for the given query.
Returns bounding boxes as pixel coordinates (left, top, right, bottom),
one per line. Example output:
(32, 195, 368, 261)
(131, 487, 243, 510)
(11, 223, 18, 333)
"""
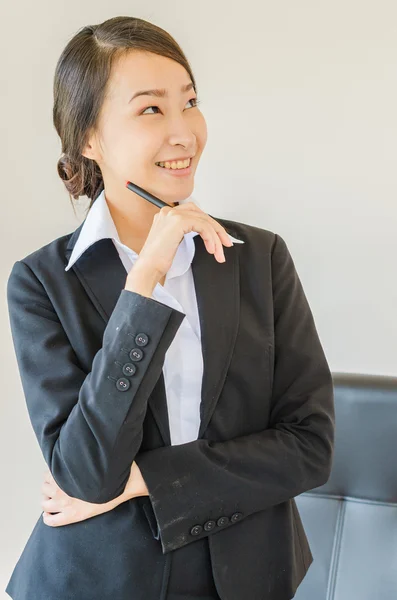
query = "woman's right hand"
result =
(125, 201, 233, 290)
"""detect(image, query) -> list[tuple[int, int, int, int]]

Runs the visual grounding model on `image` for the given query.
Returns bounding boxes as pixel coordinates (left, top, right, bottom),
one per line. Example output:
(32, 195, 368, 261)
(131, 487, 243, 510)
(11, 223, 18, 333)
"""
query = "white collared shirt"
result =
(65, 189, 244, 445)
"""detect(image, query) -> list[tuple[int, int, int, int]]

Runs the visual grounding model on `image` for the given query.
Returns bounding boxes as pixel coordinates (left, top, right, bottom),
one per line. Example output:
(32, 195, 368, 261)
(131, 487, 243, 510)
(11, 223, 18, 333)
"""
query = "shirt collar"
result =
(65, 189, 244, 276)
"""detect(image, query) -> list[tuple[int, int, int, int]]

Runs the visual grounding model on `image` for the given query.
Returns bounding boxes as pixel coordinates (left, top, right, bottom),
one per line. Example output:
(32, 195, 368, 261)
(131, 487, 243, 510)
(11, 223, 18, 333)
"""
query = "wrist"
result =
(124, 461, 149, 498)
(92, 496, 123, 513)
(125, 262, 163, 298)
(98, 488, 136, 511)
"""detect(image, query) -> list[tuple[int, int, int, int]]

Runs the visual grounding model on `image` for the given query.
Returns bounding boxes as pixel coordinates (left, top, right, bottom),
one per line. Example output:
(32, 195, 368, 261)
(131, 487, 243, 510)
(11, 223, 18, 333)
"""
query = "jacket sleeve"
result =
(6, 259, 186, 504)
(134, 233, 335, 554)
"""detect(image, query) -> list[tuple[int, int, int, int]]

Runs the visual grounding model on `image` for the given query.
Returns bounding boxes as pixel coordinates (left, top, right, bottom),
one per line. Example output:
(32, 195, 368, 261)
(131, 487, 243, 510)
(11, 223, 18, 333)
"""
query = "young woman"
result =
(5, 15, 335, 600)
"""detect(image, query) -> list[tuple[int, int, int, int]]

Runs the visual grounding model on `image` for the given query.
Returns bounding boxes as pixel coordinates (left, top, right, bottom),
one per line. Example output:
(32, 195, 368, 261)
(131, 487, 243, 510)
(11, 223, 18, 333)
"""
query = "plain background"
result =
(1, 1, 396, 597)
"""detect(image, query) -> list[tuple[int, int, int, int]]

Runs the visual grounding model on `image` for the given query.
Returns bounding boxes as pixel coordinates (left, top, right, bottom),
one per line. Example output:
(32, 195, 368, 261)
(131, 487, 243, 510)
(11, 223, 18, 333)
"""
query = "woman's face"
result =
(82, 50, 207, 206)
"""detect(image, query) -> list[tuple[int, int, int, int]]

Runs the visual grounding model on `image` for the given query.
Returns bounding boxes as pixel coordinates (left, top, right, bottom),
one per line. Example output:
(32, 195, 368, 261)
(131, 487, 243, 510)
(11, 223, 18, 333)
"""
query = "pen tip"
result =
(125, 180, 130, 186)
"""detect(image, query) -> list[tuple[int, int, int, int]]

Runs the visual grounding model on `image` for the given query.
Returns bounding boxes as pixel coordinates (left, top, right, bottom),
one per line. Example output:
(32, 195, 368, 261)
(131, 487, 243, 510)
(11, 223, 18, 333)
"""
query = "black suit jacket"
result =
(5, 215, 335, 600)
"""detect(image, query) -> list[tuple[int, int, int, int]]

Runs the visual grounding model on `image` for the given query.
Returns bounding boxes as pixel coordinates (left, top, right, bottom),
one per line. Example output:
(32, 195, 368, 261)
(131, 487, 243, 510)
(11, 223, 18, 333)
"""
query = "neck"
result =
(104, 188, 179, 254)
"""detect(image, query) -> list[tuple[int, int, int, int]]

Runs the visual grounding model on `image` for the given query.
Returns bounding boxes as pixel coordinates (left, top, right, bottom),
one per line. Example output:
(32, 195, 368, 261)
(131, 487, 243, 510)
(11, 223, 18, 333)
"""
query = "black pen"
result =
(125, 180, 170, 208)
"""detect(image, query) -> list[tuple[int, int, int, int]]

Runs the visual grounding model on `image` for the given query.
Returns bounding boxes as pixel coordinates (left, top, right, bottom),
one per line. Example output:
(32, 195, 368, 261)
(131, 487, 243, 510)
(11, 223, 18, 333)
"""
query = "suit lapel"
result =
(65, 216, 241, 445)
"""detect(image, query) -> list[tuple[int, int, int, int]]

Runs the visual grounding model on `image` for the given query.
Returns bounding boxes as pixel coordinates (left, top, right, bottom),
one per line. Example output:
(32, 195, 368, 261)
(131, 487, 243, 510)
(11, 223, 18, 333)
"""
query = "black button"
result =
(231, 512, 243, 523)
(216, 516, 229, 527)
(129, 348, 144, 361)
(203, 520, 216, 531)
(116, 377, 131, 392)
(122, 363, 137, 376)
(190, 525, 203, 536)
(135, 333, 149, 346)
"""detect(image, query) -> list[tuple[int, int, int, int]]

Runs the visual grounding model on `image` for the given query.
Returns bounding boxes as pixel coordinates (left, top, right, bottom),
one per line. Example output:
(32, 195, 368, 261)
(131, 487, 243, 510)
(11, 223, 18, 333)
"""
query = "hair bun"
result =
(57, 153, 103, 202)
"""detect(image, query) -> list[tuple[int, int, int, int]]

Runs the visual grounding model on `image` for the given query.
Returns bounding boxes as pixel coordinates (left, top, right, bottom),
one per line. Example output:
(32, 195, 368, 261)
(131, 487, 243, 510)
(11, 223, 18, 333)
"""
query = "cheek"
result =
(100, 124, 131, 164)
(104, 127, 152, 170)
(126, 123, 159, 155)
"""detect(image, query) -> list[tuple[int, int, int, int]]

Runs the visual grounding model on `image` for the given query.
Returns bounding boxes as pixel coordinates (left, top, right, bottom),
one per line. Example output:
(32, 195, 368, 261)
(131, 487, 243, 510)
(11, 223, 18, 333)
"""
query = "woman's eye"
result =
(140, 97, 201, 115)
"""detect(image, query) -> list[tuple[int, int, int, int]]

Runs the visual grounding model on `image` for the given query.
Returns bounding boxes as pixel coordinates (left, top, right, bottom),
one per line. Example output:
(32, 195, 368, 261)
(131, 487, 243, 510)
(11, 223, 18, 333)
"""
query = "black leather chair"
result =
(294, 372, 397, 600)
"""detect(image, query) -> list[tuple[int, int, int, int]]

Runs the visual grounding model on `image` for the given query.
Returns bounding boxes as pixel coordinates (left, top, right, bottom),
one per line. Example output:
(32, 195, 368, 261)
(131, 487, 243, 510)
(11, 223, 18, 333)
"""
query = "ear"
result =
(81, 129, 100, 161)
(81, 140, 96, 160)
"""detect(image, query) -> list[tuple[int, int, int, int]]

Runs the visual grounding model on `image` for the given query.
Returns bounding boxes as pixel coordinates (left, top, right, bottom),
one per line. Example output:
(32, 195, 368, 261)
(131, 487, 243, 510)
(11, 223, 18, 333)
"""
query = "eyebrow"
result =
(128, 82, 195, 103)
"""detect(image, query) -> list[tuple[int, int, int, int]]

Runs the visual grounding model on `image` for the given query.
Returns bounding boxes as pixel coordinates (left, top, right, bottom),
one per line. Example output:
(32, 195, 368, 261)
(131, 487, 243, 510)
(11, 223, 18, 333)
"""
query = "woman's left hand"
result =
(41, 469, 112, 527)
(41, 461, 149, 527)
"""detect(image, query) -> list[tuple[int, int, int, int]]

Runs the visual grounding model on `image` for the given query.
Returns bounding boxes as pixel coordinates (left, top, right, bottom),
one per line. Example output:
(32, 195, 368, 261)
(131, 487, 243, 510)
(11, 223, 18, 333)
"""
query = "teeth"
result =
(155, 158, 191, 169)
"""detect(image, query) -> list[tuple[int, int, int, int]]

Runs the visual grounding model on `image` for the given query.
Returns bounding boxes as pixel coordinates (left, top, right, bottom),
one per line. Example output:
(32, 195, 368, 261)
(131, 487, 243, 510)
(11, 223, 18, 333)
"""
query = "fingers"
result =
(41, 478, 69, 506)
(41, 481, 53, 496)
(194, 217, 231, 262)
(41, 494, 75, 527)
(41, 496, 59, 512)
(188, 219, 226, 262)
(170, 203, 233, 262)
(206, 216, 234, 247)
(209, 221, 234, 261)
(42, 511, 68, 527)
(208, 225, 226, 262)
(41, 486, 68, 510)
(43, 469, 53, 483)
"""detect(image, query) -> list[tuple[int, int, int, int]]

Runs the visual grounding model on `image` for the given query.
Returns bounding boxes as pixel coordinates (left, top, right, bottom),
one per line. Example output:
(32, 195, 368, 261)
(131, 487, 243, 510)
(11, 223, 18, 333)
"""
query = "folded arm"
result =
(7, 260, 185, 504)
(134, 233, 335, 553)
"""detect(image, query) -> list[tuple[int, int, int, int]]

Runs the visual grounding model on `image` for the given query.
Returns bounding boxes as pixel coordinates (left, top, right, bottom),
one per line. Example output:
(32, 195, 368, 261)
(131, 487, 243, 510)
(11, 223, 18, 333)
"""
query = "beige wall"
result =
(1, 1, 396, 596)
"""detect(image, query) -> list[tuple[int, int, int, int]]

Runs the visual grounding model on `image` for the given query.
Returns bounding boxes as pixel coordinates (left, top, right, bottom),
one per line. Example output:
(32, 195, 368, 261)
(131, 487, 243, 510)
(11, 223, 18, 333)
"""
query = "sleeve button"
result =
(190, 525, 203, 536)
(203, 520, 216, 531)
(217, 516, 229, 527)
(129, 348, 144, 361)
(231, 512, 243, 523)
(135, 333, 149, 346)
(122, 363, 137, 376)
(116, 377, 131, 392)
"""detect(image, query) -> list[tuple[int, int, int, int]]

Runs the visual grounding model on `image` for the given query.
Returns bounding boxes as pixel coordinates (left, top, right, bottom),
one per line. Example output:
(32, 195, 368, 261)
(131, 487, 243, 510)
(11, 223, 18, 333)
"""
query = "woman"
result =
(5, 15, 335, 600)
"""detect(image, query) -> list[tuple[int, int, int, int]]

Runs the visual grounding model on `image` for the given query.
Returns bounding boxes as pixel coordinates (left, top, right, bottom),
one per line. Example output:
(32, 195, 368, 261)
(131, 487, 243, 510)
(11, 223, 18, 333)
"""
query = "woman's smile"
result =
(155, 161, 193, 177)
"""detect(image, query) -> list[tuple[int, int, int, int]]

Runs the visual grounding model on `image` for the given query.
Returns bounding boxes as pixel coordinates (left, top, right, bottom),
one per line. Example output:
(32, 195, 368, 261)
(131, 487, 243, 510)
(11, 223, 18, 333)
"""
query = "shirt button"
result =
(135, 333, 149, 346)
(122, 363, 137, 377)
(203, 520, 216, 531)
(231, 512, 243, 523)
(217, 516, 229, 527)
(116, 377, 131, 392)
(129, 348, 144, 361)
(190, 525, 203, 536)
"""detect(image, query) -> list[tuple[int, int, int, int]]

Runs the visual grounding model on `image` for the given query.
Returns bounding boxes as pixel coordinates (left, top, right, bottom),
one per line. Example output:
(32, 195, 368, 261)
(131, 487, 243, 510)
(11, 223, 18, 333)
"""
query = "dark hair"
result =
(53, 16, 198, 212)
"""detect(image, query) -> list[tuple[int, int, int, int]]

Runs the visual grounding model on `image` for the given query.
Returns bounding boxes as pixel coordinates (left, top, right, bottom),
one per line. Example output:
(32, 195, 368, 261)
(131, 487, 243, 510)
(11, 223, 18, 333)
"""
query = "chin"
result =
(157, 185, 195, 206)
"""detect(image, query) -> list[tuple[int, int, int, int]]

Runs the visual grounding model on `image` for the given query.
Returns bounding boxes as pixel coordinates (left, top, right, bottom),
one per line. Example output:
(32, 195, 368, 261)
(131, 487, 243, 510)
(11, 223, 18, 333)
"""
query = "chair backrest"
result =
(294, 372, 397, 600)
